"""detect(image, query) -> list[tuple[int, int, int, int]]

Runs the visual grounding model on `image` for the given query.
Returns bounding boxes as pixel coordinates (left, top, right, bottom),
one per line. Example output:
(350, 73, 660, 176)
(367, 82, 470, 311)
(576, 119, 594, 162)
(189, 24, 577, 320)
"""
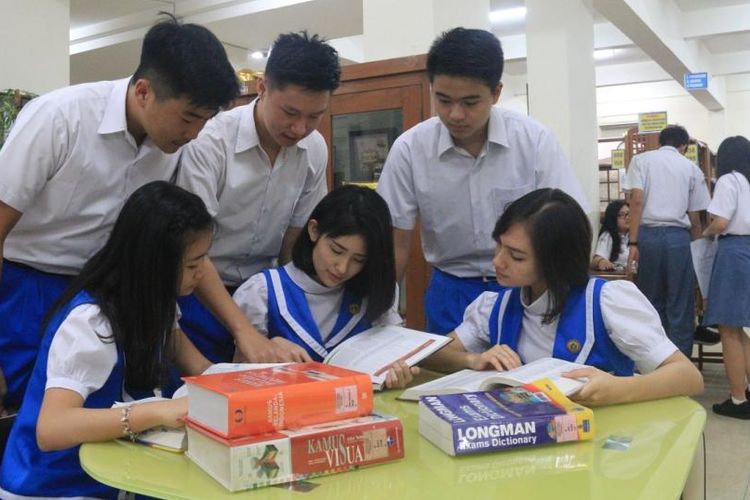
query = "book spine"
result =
(226, 374, 374, 437)
(227, 418, 404, 491)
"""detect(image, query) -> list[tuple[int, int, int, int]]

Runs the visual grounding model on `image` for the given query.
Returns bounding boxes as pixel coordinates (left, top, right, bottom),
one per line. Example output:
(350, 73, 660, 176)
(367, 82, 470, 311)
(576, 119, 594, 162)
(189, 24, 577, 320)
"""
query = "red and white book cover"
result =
(185, 413, 404, 492)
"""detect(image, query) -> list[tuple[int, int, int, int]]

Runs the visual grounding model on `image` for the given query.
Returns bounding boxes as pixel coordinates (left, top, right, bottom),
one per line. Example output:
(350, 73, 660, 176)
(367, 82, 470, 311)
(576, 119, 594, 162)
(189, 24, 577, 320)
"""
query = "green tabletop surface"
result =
(80, 378, 706, 500)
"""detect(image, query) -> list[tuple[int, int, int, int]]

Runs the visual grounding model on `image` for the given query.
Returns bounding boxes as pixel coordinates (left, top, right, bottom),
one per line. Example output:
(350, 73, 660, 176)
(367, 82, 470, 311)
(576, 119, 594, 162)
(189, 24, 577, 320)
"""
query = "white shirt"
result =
(708, 172, 750, 235)
(594, 231, 629, 268)
(376, 106, 589, 277)
(454, 280, 677, 374)
(177, 100, 328, 287)
(625, 146, 710, 228)
(0, 79, 180, 275)
(46, 303, 179, 400)
(233, 262, 402, 341)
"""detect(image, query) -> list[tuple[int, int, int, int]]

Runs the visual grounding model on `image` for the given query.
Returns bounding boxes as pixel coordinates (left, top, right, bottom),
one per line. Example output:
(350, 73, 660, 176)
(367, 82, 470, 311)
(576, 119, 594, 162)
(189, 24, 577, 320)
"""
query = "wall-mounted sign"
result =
(638, 111, 668, 134)
(684, 72, 708, 91)
(685, 144, 699, 165)
(611, 149, 625, 169)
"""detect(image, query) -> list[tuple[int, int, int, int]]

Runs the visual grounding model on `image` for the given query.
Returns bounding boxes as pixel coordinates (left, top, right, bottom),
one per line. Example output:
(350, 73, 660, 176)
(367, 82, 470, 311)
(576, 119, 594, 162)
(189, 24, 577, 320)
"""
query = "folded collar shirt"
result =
(0, 78, 179, 274)
(176, 100, 328, 287)
(376, 106, 589, 277)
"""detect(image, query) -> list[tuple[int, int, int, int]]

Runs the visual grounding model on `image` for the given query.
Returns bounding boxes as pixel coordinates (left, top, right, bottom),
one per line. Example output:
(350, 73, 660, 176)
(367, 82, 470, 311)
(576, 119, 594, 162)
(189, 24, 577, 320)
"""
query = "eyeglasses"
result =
(617, 212, 630, 218)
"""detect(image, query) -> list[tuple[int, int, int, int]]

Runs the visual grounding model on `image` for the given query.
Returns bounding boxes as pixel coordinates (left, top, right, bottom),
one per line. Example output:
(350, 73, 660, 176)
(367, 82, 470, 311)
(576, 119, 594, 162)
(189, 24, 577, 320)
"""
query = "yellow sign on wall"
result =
(638, 111, 668, 134)
(685, 144, 699, 165)
(611, 149, 625, 169)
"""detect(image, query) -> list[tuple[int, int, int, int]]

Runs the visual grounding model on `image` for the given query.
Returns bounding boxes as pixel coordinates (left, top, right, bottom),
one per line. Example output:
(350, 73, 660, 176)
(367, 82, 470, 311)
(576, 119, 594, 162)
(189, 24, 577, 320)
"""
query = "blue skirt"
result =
(703, 235, 750, 327)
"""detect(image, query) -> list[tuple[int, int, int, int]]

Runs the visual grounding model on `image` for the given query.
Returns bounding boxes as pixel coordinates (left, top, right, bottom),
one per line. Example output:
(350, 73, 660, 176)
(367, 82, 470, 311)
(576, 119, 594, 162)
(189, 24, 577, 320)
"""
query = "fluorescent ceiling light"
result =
(250, 50, 266, 59)
(594, 48, 616, 60)
(489, 7, 526, 23)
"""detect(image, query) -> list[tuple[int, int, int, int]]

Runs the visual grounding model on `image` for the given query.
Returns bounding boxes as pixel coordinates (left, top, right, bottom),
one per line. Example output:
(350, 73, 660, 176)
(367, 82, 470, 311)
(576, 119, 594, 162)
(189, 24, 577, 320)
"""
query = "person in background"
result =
(701, 136, 750, 419)
(176, 31, 341, 365)
(376, 27, 588, 335)
(0, 16, 240, 415)
(423, 189, 703, 407)
(626, 125, 710, 358)
(591, 200, 630, 271)
(0, 182, 213, 498)
(233, 185, 416, 388)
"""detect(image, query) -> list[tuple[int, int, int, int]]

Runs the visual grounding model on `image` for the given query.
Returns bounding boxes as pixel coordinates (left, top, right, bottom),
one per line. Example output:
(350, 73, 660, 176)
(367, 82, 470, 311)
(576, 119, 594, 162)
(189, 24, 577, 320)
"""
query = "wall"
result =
(0, 0, 70, 94)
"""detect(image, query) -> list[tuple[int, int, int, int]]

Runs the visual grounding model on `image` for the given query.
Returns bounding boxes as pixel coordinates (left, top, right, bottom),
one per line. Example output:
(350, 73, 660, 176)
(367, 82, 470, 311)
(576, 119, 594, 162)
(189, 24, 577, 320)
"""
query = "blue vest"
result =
(488, 278, 634, 376)
(263, 267, 372, 361)
(2, 292, 122, 499)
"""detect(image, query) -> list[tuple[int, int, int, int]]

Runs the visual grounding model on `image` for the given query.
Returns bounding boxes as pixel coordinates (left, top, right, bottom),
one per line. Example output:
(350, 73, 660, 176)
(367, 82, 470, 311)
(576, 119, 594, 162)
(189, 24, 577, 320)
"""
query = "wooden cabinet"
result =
(318, 55, 433, 330)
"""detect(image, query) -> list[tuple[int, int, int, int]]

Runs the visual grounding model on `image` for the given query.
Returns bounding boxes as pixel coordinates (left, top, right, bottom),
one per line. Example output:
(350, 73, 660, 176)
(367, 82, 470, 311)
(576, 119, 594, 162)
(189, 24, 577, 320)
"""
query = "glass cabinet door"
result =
(331, 109, 403, 187)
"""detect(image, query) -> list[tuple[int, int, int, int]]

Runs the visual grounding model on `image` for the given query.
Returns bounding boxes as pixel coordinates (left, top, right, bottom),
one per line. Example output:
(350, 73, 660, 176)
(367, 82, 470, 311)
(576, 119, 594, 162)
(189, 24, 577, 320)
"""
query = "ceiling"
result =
(69, 0, 750, 112)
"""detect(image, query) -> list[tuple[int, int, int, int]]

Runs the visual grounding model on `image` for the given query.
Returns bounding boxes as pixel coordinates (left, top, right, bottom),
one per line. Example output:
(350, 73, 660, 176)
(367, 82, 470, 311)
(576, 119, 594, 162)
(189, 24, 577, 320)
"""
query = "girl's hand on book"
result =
(156, 397, 189, 429)
(564, 367, 623, 407)
(467, 345, 522, 372)
(384, 361, 419, 389)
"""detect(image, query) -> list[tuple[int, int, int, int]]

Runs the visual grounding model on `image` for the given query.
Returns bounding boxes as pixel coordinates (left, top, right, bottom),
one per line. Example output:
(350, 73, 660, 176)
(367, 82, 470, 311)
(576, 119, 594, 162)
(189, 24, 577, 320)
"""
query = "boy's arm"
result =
(278, 226, 303, 266)
(393, 228, 413, 282)
(627, 188, 644, 276)
(0, 200, 23, 281)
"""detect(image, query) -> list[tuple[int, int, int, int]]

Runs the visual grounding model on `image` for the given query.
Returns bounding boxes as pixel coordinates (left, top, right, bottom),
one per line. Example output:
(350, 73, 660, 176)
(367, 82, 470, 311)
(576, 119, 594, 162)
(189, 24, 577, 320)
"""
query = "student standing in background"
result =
(702, 136, 750, 419)
(177, 32, 341, 364)
(626, 125, 710, 358)
(377, 27, 588, 335)
(0, 16, 239, 414)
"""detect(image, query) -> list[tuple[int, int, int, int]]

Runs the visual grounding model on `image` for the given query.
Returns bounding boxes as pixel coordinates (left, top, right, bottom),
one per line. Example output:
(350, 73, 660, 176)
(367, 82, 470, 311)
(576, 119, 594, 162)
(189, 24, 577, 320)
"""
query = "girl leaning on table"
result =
(701, 136, 750, 419)
(232, 185, 417, 389)
(591, 200, 630, 272)
(423, 188, 703, 407)
(0, 182, 213, 499)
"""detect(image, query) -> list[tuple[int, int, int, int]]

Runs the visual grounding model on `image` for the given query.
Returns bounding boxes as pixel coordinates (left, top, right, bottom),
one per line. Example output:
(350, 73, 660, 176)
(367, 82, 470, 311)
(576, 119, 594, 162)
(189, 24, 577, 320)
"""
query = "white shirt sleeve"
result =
(600, 280, 677, 373)
(594, 232, 614, 259)
(46, 304, 118, 400)
(453, 292, 498, 353)
(533, 128, 590, 212)
(232, 273, 270, 335)
(175, 123, 228, 217)
(625, 156, 644, 191)
(688, 165, 711, 212)
(376, 136, 419, 230)
(707, 174, 738, 221)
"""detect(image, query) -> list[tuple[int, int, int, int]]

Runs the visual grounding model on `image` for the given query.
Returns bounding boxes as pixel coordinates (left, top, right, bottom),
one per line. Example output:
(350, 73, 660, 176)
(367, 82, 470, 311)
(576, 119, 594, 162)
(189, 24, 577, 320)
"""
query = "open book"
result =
(322, 325, 452, 390)
(399, 357, 588, 401)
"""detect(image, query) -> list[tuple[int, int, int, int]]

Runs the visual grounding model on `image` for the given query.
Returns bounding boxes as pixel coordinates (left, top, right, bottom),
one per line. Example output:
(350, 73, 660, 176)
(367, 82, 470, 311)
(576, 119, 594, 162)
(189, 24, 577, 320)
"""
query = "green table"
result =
(81, 387, 705, 499)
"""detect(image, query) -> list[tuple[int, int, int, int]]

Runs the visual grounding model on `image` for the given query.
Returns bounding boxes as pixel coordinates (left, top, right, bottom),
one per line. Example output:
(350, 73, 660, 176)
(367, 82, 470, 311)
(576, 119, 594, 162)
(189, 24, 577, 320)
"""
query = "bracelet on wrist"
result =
(120, 405, 139, 442)
(627, 241, 638, 247)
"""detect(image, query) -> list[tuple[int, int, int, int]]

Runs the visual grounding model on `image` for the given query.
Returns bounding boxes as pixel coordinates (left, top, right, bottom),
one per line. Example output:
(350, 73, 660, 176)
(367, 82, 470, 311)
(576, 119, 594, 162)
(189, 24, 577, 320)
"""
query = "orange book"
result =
(183, 362, 373, 438)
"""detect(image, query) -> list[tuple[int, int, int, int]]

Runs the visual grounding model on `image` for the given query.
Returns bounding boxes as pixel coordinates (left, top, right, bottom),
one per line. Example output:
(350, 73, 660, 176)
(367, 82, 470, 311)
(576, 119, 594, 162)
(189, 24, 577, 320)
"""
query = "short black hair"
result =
(427, 27, 504, 89)
(492, 188, 591, 323)
(265, 31, 341, 92)
(716, 135, 750, 184)
(292, 185, 395, 322)
(132, 14, 238, 110)
(658, 125, 690, 148)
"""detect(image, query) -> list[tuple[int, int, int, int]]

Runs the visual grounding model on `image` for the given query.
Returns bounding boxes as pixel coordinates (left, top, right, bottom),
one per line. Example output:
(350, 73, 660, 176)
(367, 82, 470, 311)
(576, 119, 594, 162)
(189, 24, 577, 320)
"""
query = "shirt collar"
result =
(521, 287, 550, 315)
(284, 262, 344, 295)
(235, 98, 312, 154)
(97, 78, 131, 135)
(659, 145, 680, 154)
(436, 106, 509, 156)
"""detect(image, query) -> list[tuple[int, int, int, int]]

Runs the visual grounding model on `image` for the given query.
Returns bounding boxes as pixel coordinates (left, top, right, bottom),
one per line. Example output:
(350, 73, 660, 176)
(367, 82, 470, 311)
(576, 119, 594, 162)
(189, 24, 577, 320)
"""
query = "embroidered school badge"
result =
(566, 339, 582, 354)
(349, 303, 361, 314)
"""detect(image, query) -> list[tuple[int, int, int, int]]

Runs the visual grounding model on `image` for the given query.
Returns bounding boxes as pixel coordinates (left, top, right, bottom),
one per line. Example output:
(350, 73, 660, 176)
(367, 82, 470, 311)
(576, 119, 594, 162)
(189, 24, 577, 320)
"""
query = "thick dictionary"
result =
(183, 362, 373, 438)
(419, 378, 594, 456)
(185, 413, 404, 492)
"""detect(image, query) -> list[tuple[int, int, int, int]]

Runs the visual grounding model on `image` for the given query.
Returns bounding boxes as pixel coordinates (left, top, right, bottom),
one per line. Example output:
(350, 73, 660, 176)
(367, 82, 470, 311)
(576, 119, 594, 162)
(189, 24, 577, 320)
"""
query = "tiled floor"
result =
(691, 342, 750, 500)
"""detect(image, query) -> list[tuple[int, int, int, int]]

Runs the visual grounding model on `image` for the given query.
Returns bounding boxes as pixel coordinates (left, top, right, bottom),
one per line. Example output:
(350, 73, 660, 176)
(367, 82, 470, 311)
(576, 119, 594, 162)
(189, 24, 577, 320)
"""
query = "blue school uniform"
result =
(262, 267, 372, 361)
(0, 261, 72, 409)
(488, 278, 634, 375)
(0, 291, 121, 499)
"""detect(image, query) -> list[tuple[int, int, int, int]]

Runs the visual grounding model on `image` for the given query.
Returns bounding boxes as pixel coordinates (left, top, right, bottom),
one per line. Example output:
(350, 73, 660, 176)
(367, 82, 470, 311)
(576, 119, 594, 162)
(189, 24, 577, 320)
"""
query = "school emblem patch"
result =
(566, 339, 582, 354)
(349, 303, 361, 315)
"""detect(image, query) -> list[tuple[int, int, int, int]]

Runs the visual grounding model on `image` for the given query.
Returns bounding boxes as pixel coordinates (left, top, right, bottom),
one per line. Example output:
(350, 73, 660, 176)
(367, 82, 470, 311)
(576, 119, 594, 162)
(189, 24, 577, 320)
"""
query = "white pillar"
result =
(362, 0, 490, 61)
(0, 0, 70, 94)
(525, 0, 598, 215)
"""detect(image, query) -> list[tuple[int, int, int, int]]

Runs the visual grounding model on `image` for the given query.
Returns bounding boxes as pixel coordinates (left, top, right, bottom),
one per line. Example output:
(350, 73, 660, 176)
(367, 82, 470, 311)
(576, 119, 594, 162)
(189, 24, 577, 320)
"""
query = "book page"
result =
(398, 369, 496, 401)
(324, 326, 451, 387)
(491, 358, 588, 386)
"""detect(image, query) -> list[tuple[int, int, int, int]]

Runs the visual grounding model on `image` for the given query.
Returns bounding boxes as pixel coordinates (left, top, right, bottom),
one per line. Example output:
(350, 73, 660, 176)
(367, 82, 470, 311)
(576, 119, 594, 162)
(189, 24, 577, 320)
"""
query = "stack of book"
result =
(182, 362, 405, 492)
